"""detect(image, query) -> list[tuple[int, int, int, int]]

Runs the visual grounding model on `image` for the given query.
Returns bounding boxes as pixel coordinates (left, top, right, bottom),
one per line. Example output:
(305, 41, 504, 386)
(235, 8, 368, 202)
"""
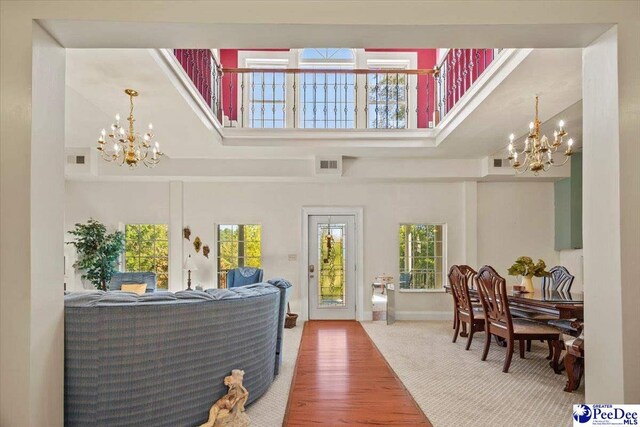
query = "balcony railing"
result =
(174, 48, 501, 130)
(435, 48, 502, 121)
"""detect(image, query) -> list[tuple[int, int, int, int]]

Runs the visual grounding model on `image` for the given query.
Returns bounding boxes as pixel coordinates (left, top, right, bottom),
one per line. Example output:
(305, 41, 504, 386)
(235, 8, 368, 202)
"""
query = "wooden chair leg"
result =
(481, 332, 491, 361)
(564, 353, 577, 392)
(452, 310, 458, 329)
(519, 339, 526, 359)
(575, 358, 584, 389)
(550, 340, 563, 374)
(452, 317, 460, 343)
(503, 338, 514, 373)
(460, 321, 469, 338)
(526, 340, 532, 352)
(465, 329, 475, 351)
(546, 340, 553, 360)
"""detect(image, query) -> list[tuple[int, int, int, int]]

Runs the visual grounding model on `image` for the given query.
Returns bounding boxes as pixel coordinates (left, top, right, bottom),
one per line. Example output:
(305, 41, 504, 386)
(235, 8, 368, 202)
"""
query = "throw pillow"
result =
(120, 283, 147, 295)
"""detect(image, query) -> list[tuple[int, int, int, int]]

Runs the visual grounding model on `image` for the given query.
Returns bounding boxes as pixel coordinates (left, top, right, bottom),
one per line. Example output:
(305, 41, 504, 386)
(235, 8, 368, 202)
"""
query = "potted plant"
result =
(67, 219, 125, 291)
(507, 256, 550, 293)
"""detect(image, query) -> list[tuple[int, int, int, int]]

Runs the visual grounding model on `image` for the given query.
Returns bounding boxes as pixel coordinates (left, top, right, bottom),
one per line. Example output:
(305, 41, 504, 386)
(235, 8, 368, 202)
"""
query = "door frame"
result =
(301, 207, 364, 321)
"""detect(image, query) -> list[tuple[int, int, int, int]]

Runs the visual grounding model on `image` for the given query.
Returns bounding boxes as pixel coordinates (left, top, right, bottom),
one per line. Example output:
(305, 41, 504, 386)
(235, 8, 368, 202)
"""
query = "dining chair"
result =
(476, 265, 563, 373)
(449, 265, 483, 350)
(542, 266, 575, 293)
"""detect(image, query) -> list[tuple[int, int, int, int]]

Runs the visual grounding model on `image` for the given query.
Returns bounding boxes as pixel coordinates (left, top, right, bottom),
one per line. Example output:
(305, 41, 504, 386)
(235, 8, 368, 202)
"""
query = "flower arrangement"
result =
(507, 256, 550, 278)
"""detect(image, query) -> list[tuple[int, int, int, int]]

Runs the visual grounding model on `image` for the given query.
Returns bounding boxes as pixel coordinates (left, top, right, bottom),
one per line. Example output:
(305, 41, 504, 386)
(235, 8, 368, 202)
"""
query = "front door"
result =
(308, 215, 356, 320)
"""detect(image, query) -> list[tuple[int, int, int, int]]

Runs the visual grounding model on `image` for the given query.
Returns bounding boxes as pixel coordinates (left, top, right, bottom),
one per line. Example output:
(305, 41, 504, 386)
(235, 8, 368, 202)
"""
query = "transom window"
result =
(399, 224, 445, 291)
(217, 224, 262, 288)
(124, 224, 169, 289)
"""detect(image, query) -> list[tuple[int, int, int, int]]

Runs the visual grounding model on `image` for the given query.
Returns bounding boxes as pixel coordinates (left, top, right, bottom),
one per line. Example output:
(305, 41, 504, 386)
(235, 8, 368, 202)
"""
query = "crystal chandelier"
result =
(97, 89, 163, 168)
(507, 96, 574, 175)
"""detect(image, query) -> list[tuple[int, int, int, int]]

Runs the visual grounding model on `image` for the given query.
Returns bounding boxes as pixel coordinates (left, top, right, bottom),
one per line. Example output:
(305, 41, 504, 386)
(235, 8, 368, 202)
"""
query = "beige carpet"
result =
(246, 325, 303, 426)
(362, 321, 584, 427)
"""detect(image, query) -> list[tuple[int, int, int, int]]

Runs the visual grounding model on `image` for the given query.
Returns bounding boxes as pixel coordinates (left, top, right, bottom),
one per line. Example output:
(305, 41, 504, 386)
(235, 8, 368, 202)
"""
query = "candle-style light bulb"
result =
(155, 141, 160, 149)
(101, 128, 106, 136)
(559, 120, 565, 128)
(114, 142, 120, 152)
(568, 138, 574, 147)
(514, 152, 518, 160)
(115, 114, 120, 122)
(148, 123, 153, 130)
(529, 122, 534, 130)
(509, 133, 515, 142)
(508, 143, 513, 152)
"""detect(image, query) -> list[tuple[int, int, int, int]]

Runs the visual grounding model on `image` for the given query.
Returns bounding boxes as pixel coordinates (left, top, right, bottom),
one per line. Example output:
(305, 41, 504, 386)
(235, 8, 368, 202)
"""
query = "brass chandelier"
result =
(97, 89, 163, 168)
(507, 96, 574, 175)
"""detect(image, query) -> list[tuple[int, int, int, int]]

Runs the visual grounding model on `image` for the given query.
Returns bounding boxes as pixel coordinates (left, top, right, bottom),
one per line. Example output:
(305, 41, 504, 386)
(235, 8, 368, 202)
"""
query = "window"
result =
(299, 48, 356, 129)
(368, 70, 408, 129)
(124, 224, 169, 289)
(217, 224, 262, 288)
(248, 69, 286, 128)
(399, 224, 444, 291)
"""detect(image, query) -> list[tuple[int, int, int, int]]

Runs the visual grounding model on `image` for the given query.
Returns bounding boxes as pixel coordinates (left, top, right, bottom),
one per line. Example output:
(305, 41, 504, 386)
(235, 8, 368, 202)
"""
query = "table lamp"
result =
(183, 255, 198, 291)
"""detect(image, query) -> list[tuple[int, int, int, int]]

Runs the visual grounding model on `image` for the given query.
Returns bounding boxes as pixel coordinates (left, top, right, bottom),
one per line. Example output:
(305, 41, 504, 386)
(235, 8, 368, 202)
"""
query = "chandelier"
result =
(507, 96, 574, 175)
(97, 89, 163, 168)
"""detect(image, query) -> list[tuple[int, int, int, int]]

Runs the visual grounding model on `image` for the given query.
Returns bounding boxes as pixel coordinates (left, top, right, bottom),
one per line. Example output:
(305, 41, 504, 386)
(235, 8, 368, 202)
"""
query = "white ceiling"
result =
(65, 47, 583, 161)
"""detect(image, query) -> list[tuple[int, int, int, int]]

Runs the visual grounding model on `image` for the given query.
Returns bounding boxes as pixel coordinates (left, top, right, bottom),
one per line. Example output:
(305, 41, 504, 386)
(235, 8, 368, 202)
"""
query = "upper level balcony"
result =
(172, 48, 501, 133)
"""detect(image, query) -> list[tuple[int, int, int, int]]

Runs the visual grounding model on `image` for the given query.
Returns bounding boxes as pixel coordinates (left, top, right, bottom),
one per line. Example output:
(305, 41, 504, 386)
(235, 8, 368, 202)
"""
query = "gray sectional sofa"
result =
(64, 280, 291, 427)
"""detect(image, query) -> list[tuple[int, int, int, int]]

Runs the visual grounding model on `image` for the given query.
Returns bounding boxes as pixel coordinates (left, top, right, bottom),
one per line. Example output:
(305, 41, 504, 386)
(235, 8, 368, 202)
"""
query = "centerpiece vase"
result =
(521, 275, 534, 293)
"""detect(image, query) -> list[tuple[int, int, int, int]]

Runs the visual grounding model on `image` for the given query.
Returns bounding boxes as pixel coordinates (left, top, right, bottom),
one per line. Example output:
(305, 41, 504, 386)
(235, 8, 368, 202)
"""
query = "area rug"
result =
(362, 321, 584, 427)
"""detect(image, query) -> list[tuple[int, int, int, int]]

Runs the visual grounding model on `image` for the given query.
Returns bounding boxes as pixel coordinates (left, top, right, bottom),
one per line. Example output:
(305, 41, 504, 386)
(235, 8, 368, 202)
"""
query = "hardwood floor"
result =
(283, 321, 432, 426)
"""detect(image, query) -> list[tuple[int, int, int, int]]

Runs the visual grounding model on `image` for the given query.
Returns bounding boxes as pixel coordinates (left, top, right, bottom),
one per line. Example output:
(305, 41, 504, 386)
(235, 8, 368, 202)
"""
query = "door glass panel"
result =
(317, 223, 346, 307)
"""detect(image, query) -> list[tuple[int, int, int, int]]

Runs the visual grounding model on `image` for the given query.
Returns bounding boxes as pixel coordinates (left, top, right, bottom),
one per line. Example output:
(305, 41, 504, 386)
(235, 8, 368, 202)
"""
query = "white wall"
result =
(65, 180, 558, 321)
(477, 182, 559, 285)
(64, 181, 170, 290)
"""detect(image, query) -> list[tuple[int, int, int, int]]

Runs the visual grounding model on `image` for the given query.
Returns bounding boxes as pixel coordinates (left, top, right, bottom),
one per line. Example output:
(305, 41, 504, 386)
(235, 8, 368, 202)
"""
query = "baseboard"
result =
(395, 311, 453, 321)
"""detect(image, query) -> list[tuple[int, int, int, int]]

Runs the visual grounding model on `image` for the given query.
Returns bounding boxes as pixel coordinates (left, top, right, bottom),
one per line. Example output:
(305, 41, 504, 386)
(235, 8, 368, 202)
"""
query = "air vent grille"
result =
(320, 160, 338, 170)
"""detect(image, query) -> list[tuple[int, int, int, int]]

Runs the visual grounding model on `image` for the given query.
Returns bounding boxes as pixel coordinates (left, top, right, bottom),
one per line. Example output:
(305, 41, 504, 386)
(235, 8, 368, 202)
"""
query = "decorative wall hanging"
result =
(193, 236, 202, 253)
(183, 226, 191, 241)
(202, 245, 210, 258)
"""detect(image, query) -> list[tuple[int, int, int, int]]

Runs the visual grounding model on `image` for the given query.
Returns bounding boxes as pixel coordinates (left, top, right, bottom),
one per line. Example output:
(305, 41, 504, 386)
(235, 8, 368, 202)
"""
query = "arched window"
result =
(299, 48, 356, 129)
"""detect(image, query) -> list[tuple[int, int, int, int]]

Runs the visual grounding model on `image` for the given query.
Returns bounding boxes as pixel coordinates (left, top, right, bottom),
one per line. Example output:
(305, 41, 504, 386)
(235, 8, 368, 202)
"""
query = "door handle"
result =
(309, 265, 315, 273)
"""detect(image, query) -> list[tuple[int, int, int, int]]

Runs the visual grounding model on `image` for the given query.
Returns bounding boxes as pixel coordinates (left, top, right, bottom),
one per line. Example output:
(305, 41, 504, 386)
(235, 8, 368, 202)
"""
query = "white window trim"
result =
(362, 51, 418, 129)
(236, 49, 419, 129)
(119, 222, 170, 288)
(397, 222, 448, 293)
(214, 223, 263, 288)
(237, 51, 295, 128)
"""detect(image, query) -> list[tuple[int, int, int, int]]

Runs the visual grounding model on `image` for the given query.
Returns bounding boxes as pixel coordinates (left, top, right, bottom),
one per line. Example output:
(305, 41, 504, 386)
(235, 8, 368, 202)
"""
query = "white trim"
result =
(152, 49, 224, 139)
(301, 206, 364, 321)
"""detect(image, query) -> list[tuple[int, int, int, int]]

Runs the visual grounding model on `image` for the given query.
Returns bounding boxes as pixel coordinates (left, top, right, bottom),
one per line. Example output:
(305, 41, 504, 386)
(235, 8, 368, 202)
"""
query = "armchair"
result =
(226, 267, 264, 288)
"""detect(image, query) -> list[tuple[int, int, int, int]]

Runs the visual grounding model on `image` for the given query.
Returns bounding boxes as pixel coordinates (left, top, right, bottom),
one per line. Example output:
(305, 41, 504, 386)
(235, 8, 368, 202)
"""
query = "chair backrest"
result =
(226, 267, 264, 288)
(399, 272, 412, 288)
(448, 265, 477, 314)
(475, 266, 513, 334)
(108, 272, 157, 293)
(541, 266, 575, 292)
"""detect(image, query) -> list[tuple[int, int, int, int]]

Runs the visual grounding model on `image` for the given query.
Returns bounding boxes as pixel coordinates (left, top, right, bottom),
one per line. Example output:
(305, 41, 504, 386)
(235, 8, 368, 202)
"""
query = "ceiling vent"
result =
(315, 156, 342, 175)
(492, 158, 512, 168)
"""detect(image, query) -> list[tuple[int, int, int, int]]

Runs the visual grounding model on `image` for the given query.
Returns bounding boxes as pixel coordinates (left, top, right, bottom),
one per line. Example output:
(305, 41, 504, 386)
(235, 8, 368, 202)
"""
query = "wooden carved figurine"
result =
(183, 227, 191, 241)
(200, 369, 250, 427)
(203, 245, 210, 258)
(194, 236, 202, 253)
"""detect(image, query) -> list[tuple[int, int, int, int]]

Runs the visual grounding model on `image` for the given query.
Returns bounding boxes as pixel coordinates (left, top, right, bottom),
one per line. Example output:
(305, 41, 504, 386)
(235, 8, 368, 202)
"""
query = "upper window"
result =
(124, 224, 169, 289)
(367, 67, 408, 129)
(217, 224, 262, 287)
(399, 224, 444, 291)
(299, 48, 356, 129)
(247, 66, 286, 128)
